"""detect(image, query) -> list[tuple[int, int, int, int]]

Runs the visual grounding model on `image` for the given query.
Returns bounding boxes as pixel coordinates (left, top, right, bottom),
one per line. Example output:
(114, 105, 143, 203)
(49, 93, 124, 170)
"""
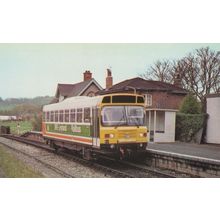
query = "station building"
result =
(98, 74, 187, 143)
(52, 70, 103, 103)
(52, 69, 187, 143)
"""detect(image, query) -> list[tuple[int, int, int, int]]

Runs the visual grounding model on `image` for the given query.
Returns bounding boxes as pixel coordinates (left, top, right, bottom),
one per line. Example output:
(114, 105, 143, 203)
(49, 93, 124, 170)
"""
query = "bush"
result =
(31, 113, 42, 131)
(176, 113, 207, 142)
(180, 94, 201, 114)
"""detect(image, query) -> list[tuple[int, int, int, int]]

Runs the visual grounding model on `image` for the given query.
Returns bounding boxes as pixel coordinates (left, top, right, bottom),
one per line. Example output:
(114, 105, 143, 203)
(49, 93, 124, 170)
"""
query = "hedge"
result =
(175, 113, 207, 142)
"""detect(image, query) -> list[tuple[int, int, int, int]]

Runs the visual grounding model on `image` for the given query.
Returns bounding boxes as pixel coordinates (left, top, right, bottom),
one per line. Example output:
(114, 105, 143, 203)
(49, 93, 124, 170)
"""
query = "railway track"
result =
(0, 137, 75, 178)
(0, 134, 182, 178)
(0, 135, 135, 178)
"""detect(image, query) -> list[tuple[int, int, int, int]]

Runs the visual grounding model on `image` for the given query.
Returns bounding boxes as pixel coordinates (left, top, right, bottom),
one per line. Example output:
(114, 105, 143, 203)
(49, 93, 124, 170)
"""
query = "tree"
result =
(180, 94, 201, 114)
(178, 47, 220, 111)
(141, 47, 220, 112)
(31, 113, 42, 131)
(141, 60, 174, 83)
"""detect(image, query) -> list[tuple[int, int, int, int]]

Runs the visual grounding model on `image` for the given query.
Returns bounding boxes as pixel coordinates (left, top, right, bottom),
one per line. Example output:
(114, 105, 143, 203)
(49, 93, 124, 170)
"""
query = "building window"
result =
(145, 94, 152, 106)
(87, 92, 95, 97)
(65, 110, 70, 122)
(84, 108, 91, 123)
(70, 109, 76, 122)
(156, 111, 165, 133)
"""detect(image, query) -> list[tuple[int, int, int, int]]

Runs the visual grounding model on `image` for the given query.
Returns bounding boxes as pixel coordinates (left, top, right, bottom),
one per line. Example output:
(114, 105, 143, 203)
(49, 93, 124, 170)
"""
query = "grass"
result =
(0, 120, 33, 134)
(0, 145, 44, 178)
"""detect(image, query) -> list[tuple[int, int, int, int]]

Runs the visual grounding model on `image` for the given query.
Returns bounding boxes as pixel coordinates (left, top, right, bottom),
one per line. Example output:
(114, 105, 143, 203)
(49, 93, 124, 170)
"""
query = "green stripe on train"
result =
(45, 123, 91, 137)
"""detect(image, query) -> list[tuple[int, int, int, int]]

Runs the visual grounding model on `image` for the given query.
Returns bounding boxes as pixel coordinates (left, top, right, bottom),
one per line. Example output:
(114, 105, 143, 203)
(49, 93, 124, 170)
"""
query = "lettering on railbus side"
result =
(71, 125, 81, 133)
(54, 124, 68, 132)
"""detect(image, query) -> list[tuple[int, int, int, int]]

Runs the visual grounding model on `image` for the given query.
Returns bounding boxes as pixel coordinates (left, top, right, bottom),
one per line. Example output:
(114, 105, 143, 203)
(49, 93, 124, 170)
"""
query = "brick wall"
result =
(81, 83, 101, 97)
(146, 91, 185, 110)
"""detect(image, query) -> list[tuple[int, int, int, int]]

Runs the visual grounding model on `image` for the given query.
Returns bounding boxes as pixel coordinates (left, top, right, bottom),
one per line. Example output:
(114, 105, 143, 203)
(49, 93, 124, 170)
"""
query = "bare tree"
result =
(141, 47, 220, 112)
(177, 47, 220, 111)
(141, 60, 174, 83)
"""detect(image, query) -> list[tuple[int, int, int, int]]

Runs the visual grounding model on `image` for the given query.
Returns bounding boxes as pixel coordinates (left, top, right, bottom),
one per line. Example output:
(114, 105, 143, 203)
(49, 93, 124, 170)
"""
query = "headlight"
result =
(139, 133, 147, 137)
(110, 134, 114, 138)
(105, 134, 115, 138)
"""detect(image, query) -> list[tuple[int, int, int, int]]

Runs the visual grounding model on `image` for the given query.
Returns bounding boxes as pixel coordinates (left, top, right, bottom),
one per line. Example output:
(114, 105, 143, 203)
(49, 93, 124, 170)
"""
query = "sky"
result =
(1, 43, 220, 99)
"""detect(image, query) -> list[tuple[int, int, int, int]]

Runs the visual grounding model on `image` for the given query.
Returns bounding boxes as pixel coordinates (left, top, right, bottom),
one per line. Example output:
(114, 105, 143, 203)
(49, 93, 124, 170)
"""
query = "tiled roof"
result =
(56, 84, 77, 97)
(98, 77, 187, 95)
(68, 79, 94, 97)
(56, 79, 93, 98)
(55, 78, 103, 99)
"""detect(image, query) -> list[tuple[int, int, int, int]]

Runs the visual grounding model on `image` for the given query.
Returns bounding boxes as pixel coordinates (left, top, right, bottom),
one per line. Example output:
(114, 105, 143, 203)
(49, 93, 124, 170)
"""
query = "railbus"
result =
(42, 93, 148, 160)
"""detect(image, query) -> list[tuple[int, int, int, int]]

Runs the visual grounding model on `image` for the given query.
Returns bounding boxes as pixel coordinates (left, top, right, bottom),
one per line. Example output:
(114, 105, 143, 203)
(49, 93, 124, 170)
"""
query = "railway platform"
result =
(148, 142, 220, 161)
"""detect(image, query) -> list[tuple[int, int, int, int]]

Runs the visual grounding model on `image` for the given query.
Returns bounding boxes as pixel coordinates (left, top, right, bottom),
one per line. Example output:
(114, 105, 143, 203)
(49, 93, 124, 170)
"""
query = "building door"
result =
(146, 110, 155, 142)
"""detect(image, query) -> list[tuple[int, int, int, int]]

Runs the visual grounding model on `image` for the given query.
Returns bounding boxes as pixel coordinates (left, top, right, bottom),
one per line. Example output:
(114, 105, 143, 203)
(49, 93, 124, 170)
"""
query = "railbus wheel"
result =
(49, 140, 59, 152)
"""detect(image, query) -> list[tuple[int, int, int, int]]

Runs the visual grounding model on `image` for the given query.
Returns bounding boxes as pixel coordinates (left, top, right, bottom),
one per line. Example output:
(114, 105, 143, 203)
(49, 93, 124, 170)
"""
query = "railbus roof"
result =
(43, 93, 144, 111)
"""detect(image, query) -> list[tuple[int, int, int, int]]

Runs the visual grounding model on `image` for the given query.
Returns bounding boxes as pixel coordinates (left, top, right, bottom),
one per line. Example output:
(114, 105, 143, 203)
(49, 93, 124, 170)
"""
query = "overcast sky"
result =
(1, 43, 220, 99)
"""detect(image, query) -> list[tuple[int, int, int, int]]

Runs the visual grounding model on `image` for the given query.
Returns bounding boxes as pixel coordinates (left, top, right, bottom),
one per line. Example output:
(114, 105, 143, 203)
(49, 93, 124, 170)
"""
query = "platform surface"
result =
(148, 142, 220, 161)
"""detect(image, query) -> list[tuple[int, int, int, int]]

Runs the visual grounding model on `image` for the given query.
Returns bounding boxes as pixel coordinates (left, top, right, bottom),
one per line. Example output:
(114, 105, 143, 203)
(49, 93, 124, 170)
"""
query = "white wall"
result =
(0, 116, 17, 121)
(206, 97, 220, 144)
(154, 111, 176, 143)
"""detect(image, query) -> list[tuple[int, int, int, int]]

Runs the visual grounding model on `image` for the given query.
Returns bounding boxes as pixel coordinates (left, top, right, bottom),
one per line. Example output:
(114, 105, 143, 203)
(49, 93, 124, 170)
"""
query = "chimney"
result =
(83, 70, 92, 81)
(106, 69, 113, 89)
(173, 72, 182, 88)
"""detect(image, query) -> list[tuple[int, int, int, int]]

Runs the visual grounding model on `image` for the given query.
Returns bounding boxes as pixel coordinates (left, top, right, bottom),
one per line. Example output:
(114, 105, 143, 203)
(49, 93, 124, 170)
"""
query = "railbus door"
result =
(92, 107, 100, 148)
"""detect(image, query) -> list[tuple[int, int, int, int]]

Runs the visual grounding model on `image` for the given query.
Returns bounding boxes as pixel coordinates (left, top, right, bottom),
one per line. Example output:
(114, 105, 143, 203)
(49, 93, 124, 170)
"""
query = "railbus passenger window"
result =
(43, 112, 46, 122)
(50, 111, 54, 122)
(77, 108, 83, 123)
(84, 108, 91, 123)
(65, 110, 70, 122)
(46, 112, 50, 122)
(55, 111, 58, 122)
(70, 109, 76, 122)
(59, 110, 64, 122)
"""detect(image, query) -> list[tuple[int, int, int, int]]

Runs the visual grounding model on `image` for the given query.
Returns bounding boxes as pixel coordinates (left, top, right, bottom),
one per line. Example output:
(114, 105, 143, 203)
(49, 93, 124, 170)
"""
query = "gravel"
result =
(0, 137, 111, 178)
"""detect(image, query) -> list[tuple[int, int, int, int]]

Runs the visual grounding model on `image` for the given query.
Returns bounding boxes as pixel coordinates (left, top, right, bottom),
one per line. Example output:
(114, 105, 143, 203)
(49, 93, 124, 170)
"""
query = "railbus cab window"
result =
(102, 96, 111, 103)
(102, 106, 145, 126)
(112, 95, 136, 103)
(137, 96, 145, 103)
